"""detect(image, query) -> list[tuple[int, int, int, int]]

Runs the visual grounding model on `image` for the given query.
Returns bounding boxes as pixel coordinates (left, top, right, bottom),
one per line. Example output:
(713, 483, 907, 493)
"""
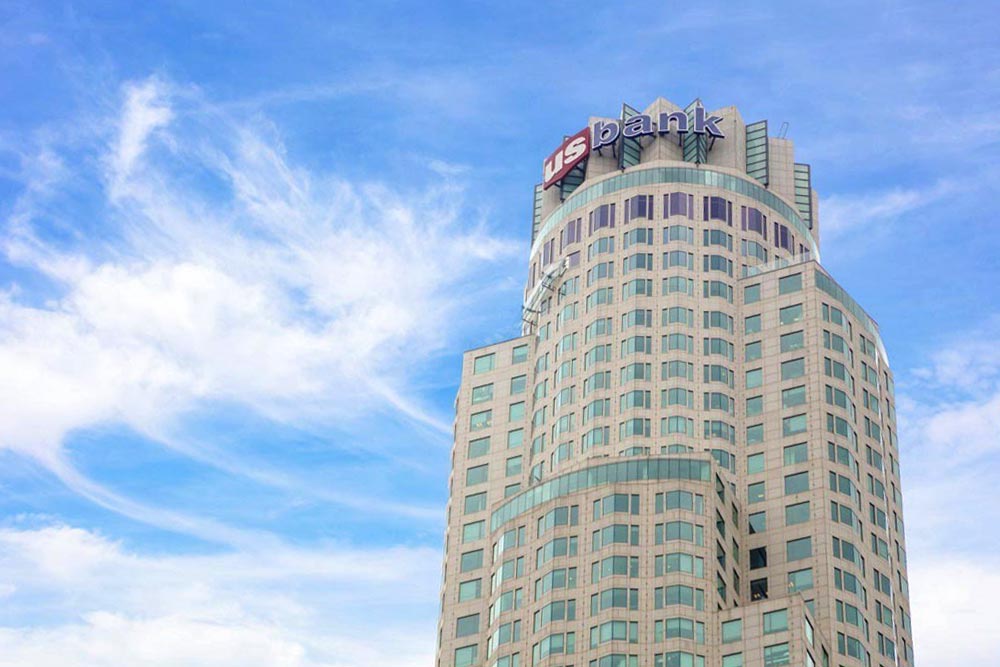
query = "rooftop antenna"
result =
(778, 122, 789, 139)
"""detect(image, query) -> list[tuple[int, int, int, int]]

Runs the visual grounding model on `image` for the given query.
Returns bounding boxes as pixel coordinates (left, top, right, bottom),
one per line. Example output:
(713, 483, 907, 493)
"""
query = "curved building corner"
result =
(436, 97, 912, 667)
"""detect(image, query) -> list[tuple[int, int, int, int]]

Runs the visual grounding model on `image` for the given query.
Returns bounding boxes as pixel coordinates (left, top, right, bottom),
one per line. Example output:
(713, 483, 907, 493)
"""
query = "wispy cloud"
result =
(0, 75, 519, 537)
(911, 315, 1000, 393)
(819, 180, 958, 242)
(909, 554, 1000, 667)
(0, 523, 439, 667)
(109, 77, 173, 188)
(897, 316, 1000, 665)
(900, 317, 1000, 545)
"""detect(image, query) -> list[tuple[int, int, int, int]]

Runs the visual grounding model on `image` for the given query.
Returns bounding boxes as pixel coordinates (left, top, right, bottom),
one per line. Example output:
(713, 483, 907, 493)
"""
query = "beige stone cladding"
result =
(716, 596, 832, 667)
(438, 98, 912, 667)
(738, 262, 911, 667)
(808, 188, 821, 247)
(483, 457, 735, 667)
(439, 336, 535, 663)
(765, 138, 796, 206)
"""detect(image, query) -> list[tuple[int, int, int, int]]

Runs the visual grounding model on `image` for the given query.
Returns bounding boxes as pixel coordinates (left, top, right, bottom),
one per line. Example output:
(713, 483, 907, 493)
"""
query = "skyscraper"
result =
(436, 97, 912, 667)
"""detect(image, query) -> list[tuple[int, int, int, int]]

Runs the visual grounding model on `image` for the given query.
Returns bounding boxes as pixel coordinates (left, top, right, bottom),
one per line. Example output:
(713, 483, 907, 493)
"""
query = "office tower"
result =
(436, 97, 912, 667)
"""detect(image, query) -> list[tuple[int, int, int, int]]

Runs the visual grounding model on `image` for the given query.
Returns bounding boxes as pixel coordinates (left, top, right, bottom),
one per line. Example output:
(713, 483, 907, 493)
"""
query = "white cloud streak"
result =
(896, 317, 1000, 665)
(0, 75, 519, 537)
(909, 554, 1000, 667)
(819, 180, 958, 242)
(0, 523, 439, 667)
(110, 78, 173, 189)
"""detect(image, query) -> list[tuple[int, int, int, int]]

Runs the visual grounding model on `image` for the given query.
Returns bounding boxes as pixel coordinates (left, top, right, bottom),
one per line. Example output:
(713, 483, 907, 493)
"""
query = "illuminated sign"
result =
(542, 107, 725, 189)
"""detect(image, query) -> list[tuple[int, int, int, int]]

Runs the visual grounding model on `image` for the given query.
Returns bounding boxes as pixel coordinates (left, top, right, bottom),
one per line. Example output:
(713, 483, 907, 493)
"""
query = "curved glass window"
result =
(490, 458, 711, 531)
(815, 269, 889, 366)
(530, 167, 818, 263)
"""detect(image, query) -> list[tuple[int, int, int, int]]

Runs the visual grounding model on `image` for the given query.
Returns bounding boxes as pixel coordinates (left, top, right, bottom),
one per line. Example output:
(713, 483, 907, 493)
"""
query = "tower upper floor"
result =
(531, 97, 820, 264)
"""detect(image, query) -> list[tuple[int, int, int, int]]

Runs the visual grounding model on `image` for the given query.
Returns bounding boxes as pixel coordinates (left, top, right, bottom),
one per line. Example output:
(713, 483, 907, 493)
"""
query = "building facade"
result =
(436, 98, 912, 667)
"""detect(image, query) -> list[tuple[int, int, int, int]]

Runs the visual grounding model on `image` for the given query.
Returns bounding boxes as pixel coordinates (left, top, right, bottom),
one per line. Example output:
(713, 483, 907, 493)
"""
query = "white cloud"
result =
(911, 316, 1000, 393)
(0, 524, 439, 667)
(0, 615, 313, 667)
(901, 317, 1000, 471)
(0, 75, 520, 533)
(0, 74, 495, 666)
(819, 180, 957, 241)
(895, 317, 1000, 663)
(909, 554, 1000, 667)
(110, 78, 174, 187)
(909, 392, 1000, 467)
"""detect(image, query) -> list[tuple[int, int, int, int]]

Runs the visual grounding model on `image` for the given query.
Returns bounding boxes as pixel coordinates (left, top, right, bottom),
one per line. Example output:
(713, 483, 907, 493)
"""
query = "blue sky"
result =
(0, 1, 998, 665)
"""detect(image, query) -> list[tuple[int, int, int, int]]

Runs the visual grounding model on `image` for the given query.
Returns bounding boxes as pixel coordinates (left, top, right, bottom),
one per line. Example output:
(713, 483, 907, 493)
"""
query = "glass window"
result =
(507, 429, 524, 448)
(745, 315, 761, 334)
(787, 537, 812, 561)
(462, 521, 485, 543)
(460, 549, 484, 572)
(748, 482, 765, 504)
(750, 547, 767, 569)
(781, 385, 806, 408)
(455, 645, 478, 667)
(778, 273, 802, 294)
(763, 609, 788, 634)
(464, 492, 487, 513)
(468, 437, 490, 458)
(780, 331, 804, 352)
(784, 471, 809, 495)
(783, 442, 807, 465)
(509, 402, 526, 421)
(781, 358, 805, 380)
(506, 456, 523, 476)
(472, 383, 494, 404)
(470, 410, 492, 431)
(466, 464, 488, 486)
(763, 643, 790, 667)
(458, 578, 481, 601)
(744, 284, 760, 304)
(747, 453, 765, 474)
(511, 375, 527, 394)
(489, 458, 715, 527)
(782, 414, 807, 436)
(746, 396, 763, 416)
(456, 613, 480, 637)
(746, 369, 763, 389)
(749, 511, 766, 534)
(708, 196, 731, 222)
(722, 619, 742, 643)
(512, 345, 529, 363)
(779, 304, 803, 325)
(785, 501, 809, 525)
(745, 341, 762, 361)
(788, 568, 813, 592)
(747, 424, 764, 445)
(723, 654, 743, 667)
(474, 353, 495, 374)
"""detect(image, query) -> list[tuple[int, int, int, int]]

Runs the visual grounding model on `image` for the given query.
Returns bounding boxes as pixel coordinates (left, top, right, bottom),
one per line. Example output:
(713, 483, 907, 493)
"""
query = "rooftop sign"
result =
(542, 128, 590, 190)
(542, 107, 725, 189)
